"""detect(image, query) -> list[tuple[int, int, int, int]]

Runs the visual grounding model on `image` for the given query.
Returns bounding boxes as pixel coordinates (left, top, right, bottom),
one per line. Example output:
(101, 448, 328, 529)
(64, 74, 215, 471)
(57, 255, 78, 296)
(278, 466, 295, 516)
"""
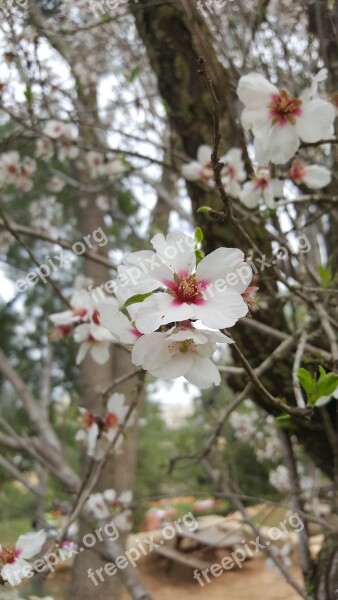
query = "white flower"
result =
(229, 412, 256, 442)
(58, 144, 79, 162)
(220, 148, 246, 198)
(239, 172, 283, 209)
(181, 145, 214, 185)
(132, 324, 232, 388)
(73, 322, 114, 364)
(117, 232, 252, 333)
(104, 393, 130, 437)
(50, 290, 95, 327)
(35, 137, 54, 161)
(100, 154, 127, 179)
(96, 195, 110, 211)
(237, 72, 335, 164)
(47, 176, 65, 192)
(288, 160, 332, 190)
(44, 120, 65, 139)
(0, 530, 46, 585)
(86, 493, 110, 519)
(269, 465, 290, 493)
(86, 151, 104, 178)
(0, 151, 20, 183)
(75, 408, 99, 457)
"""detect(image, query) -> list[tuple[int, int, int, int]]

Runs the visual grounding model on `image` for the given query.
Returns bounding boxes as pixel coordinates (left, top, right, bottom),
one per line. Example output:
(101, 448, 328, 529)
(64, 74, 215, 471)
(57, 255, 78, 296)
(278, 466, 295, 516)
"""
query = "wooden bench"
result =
(154, 544, 211, 571)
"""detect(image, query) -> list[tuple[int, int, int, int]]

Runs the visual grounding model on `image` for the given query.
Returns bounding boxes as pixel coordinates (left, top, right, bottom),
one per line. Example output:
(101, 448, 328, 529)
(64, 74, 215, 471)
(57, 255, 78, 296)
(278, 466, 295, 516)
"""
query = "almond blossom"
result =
(239, 172, 284, 209)
(43, 120, 65, 139)
(73, 321, 114, 364)
(117, 231, 252, 333)
(50, 290, 96, 329)
(288, 160, 332, 190)
(221, 148, 246, 198)
(75, 394, 129, 458)
(0, 530, 46, 585)
(86, 489, 133, 529)
(237, 72, 335, 164)
(181, 145, 214, 185)
(131, 324, 233, 388)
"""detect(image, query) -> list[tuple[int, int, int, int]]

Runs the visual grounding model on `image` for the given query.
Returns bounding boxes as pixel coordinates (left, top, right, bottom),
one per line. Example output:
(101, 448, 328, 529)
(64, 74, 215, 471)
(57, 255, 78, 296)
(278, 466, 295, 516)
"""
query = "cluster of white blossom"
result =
(75, 393, 133, 459)
(50, 231, 254, 389)
(182, 70, 335, 210)
(86, 489, 133, 532)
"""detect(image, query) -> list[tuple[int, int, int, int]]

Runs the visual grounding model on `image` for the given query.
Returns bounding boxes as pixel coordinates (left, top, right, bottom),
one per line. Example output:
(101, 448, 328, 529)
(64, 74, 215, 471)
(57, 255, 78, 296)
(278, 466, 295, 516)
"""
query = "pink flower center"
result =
(51, 324, 72, 340)
(169, 274, 205, 304)
(226, 164, 236, 180)
(0, 546, 20, 565)
(6, 164, 17, 175)
(268, 90, 302, 125)
(289, 161, 305, 183)
(253, 178, 269, 191)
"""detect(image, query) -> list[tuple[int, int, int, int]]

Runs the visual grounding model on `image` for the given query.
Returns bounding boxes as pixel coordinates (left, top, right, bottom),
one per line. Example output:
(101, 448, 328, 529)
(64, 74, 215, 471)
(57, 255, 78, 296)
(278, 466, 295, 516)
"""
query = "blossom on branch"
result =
(288, 160, 332, 189)
(237, 72, 335, 164)
(239, 171, 284, 209)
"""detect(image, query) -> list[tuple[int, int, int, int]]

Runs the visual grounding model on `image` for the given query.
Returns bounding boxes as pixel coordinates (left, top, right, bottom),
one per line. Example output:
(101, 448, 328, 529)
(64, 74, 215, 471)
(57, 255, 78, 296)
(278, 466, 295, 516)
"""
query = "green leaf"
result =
(195, 249, 204, 265)
(297, 368, 317, 402)
(24, 86, 33, 105)
(123, 292, 152, 309)
(194, 227, 203, 243)
(197, 206, 212, 214)
(275, 414, 296, 430)
(316, 372, 338, 399)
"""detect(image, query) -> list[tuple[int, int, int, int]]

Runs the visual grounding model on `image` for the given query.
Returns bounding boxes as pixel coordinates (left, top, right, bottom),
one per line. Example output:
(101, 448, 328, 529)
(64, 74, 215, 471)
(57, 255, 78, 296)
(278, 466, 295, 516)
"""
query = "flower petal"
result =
(194, 289, 248, 329)
(267, 122, 300, 164)
(17, 530, 46, 559)
(185, 355, 221, 388)
(296, 98, 335, 143)
(151, 232, 196, 275)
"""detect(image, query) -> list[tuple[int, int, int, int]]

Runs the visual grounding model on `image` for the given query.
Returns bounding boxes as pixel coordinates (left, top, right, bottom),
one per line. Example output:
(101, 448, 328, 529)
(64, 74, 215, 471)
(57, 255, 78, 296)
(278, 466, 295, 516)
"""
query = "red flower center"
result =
(289, 161, 305, 183)
(104, 412, 118, 430)
(92, 309, 100, 325)
(227, 164, 236, 180)
(73, 308, 87, 319)
(254, 178, 269, 191)
(268, 90, 302, 125)
(0, 546, 20, 565)
(82, 411, 96, 428)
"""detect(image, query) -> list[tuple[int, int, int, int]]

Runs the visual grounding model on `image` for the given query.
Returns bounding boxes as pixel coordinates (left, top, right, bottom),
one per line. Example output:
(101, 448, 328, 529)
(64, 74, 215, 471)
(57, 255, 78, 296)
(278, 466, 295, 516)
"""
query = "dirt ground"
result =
(120, 552, 302, 600)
